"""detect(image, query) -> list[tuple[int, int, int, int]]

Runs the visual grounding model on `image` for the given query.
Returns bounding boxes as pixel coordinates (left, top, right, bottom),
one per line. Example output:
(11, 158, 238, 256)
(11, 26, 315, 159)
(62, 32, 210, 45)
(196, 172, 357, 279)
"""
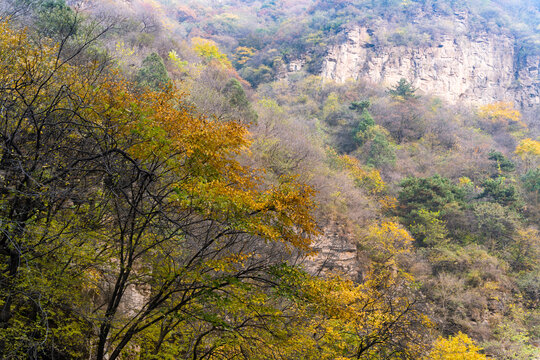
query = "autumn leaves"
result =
(0, 17, 495, 359)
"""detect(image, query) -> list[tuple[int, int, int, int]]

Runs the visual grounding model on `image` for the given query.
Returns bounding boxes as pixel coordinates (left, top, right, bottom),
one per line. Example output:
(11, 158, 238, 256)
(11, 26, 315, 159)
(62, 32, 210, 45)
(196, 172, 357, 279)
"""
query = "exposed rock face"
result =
(304, 221, 361, 281)
(321, 26, 540, 110)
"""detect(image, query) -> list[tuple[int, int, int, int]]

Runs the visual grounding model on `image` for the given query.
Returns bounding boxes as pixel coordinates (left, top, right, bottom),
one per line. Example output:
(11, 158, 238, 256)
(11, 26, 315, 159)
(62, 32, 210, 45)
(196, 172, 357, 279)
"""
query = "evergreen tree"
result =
(488, 151, 516, 174)
(388, 78, 418, 100)
(223, 78, 258, 122)
(135, 52, 170, 90)
(349, 99, 371, 113)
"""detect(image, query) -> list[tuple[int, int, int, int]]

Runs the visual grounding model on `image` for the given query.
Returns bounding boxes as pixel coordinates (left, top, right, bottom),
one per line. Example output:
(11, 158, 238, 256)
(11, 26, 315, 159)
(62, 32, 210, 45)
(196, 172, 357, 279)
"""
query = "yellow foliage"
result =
(362, 221, 414, 263)
(327, 147, 386, 195)
(234, 46, 256, 65)
(429, 332, 491, 360)
(0, 18, 317, 255)
(515, 138, 540, 158)
(0, 18, 437, 360)
(459, 176, 473, 186)
(290, 266, 431, 359)
(322, 92, 340, 119)
(114, 41, 135, 69)
(168, 49, 188, 72)
(0, 19, 439, 360)
(340, 154, 386, 194)
(191, 37, 232, 68)
(478, 102, 525, 128)
(379, 195, 398, 211)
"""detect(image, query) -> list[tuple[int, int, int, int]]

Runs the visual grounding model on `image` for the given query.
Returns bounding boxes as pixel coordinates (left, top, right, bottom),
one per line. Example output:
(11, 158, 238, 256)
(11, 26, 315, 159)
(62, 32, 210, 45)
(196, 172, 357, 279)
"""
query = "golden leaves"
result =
(478, 102, 525, 128)
(0, 19, 317, 254)
(361, 221, 414, 265)
(327, 147, 386, 195)
(233, 46, 256, 65)
(191, 37, 233, 69)
(515, 138, 540, 158)
(429, 332, 491, 360)
(287, 266, 430, 359)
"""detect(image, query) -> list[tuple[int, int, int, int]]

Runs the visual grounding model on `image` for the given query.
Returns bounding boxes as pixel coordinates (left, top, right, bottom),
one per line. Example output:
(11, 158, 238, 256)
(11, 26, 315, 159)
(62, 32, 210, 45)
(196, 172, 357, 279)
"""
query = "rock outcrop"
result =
(304, 221, 361, 280)
(321, 26, 539, 110)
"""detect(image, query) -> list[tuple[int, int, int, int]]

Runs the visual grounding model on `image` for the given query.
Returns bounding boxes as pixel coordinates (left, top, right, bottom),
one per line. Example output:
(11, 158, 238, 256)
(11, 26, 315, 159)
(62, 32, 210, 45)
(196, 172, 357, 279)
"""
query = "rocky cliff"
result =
(305, 221, 362, 280)
(321, 25, 539, 111)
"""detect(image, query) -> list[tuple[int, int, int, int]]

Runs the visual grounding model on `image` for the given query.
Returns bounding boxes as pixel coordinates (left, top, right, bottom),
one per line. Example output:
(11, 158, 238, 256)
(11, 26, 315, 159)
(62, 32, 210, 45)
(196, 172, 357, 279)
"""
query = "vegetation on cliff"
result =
(0, 0, 538, 359)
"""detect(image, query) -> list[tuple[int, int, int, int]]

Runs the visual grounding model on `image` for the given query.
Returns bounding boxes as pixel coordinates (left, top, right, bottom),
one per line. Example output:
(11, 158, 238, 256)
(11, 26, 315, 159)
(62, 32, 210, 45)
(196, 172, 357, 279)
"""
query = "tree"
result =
(522, 168, 540, 199)
(384, 79, 425, 142)
(365, 126, 397, 168)
(239, 64, 274, 88)
(487, 151, 515, 175)
(168, 49, 188, 73)
(32, 0, 78, 39)
(515, 138, 540, 158)
(348, 100, 397, 168)
(349, 99, 371, 113)
(223, 78, 258, 123)
(268, 263, 431, 360)
(0, 17, 135, 358)
(507, 227, 540, 271)
(360, 221, 414, 263)
(409, 209, 449, 247)
(388, 78, 418, 100)
(327, 150, 386, 195)
(135, 52, 170, 90)
(515, 138, 540, 169)
(72, 82, 317, 360)
(477, 102, 525, 131)
(477, 177, 521, 208)
(0, 18, 319, 359)
(192, 37, 233, 68)
(397, 175, 465, 227)
(354, 107, 376, 145)
(472, 202, 519, 250)
(233, 46, 256, 66)
(428, 332, 491, 360)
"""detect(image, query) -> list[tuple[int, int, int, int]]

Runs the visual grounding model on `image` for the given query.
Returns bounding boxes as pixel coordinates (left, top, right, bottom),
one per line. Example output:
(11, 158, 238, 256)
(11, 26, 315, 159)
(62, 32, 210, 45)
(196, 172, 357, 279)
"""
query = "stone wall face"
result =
(321, 26, 539, 110)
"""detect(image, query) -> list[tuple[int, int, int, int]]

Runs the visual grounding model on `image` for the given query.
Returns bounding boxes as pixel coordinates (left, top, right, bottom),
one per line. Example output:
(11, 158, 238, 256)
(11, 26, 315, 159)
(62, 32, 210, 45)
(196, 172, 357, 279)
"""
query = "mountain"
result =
(150, 0, 540, 122)
(0, 1, 539, 359)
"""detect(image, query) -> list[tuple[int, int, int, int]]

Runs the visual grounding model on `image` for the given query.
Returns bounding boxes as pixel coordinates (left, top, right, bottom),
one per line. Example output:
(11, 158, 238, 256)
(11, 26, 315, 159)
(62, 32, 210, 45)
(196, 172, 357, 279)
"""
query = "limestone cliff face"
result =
(321, 26, 539, 110)
(304, 221, 361, 280)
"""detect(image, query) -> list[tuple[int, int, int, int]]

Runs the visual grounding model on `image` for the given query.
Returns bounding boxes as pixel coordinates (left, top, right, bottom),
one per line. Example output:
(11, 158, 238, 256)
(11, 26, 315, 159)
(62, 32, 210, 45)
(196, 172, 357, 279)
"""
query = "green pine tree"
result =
(135, 52, 170, 90)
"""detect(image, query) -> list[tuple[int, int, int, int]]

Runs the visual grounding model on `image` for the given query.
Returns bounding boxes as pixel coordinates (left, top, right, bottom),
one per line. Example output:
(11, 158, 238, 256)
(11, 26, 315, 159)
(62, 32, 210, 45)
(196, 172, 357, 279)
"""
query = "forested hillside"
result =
(0, 0, 538, 359)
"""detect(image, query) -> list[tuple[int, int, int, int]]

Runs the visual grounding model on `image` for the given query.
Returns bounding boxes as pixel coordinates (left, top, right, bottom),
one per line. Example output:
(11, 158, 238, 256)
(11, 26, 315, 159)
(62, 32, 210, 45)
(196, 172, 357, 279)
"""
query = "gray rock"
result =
(320, 26, 539, 111)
